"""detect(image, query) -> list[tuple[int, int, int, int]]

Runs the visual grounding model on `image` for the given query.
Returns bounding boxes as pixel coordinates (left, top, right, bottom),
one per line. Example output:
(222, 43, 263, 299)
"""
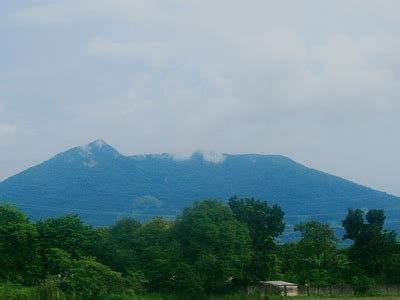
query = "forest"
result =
(0, 196, 399, 299)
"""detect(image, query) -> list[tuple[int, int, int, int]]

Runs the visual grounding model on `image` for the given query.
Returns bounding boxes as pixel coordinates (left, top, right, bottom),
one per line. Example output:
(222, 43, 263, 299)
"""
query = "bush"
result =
(34, 278, 63, 300)
(0, 283, 39, 300)
(63, 258, 128, 298)
(352, 275, 375, 295)
(0, 280, 66, 300)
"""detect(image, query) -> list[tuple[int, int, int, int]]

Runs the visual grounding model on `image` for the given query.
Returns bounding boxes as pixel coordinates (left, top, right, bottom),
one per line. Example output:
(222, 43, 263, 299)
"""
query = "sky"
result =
(0, 0, 400, 195)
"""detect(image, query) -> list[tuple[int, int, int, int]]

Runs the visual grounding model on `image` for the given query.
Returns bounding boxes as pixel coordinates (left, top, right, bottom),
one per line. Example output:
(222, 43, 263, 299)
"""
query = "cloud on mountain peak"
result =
(1, 0, 400, 194)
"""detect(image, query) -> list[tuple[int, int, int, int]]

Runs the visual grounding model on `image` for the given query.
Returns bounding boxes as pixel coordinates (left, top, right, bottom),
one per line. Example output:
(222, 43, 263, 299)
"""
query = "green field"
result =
(2, 285, 400, 300)
(134, 296, 400, 300)
(134, 295, 400, 300)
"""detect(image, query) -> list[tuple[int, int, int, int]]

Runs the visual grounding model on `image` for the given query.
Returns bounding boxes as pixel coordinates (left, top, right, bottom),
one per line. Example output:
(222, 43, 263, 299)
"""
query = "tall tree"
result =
(36, 215, 98, 259)
(94, 217, 142, 274)
(295, 221, 338, 257)
(288, 221, 347, 285)
(343, 209, 397, 278)
(228, 196, 285, 281)
(172, 200, 252, 292)
(0, 204, 41, 284)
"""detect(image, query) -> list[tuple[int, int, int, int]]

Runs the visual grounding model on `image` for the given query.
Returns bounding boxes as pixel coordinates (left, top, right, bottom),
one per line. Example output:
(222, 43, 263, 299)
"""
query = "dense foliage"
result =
(1, 198, 400, 299)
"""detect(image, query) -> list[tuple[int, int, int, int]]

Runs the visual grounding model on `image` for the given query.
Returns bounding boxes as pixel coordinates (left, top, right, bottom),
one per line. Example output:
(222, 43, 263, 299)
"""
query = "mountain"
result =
(1, 139, 400, 235)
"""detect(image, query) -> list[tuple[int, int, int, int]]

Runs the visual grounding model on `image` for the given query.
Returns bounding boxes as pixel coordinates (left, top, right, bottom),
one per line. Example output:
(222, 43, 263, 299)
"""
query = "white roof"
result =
(260, 281, 298, 286)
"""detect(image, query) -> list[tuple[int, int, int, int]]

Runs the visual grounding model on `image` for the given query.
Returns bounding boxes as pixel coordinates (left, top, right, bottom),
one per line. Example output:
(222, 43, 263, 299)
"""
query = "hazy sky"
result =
(1, 0, 400, 195)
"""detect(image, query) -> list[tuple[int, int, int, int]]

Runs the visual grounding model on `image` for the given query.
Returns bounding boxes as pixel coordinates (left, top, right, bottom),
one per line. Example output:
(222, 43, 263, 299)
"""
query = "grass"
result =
(293, 298, 400, 300)
(2, 284, 400, 300)
(132, 295, 400, 300)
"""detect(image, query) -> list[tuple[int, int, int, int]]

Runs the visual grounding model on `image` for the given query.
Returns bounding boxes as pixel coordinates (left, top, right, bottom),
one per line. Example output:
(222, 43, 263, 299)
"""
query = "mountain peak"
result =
(52, 139, 121, 168)
(1, 141, 400, 232)
(87, 139, 109, 148)
(79, 139, 120, 157)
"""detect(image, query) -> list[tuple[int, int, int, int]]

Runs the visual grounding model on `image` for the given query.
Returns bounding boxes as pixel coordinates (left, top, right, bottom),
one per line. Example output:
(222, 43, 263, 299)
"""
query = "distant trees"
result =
(93, 200, 253, 293)
(1, 200, 400, 297)
(97, 216, 174, 291)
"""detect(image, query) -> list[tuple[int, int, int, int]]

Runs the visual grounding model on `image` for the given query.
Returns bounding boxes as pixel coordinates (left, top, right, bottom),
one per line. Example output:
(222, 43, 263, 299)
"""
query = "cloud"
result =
(86, 38, 170, 67)
(79, 17, 400, 193)
(2, 2, 79, 26)
(1, 0, 181, 26)
(1, 0, 400, 195)
(0, 123, 17, 139)
(0, 99, 17, 146)
(200, 151, 226, 164)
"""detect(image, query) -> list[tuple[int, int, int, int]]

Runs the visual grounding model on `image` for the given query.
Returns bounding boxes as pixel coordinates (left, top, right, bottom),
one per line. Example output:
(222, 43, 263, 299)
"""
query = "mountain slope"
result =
(1, 140, 399, 232)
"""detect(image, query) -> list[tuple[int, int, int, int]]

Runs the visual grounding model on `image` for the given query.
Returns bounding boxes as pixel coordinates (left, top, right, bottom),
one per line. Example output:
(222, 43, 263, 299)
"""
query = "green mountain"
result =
(1, 139, 399, 234)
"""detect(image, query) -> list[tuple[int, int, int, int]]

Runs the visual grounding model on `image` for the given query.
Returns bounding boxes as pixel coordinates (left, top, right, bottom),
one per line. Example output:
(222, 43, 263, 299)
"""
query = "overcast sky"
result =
(1, 0, 400, 195)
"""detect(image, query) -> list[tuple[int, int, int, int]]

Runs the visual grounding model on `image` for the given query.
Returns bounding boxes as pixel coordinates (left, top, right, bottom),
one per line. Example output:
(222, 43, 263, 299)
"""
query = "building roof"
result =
(260, 280, 298, 286)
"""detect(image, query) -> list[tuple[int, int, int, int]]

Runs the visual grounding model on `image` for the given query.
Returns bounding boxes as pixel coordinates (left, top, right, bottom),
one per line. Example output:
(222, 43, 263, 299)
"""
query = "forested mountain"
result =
(1, 140, 399, 232)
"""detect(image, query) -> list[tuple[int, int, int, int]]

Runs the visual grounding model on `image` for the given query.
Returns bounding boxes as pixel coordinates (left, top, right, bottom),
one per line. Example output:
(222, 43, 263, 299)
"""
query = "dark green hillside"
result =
(1, 140, 399, 231)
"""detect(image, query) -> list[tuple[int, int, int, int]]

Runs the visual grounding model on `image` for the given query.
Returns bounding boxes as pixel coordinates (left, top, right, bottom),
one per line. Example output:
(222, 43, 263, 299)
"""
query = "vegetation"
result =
(1, 141, 400, 234)
(1, 197, 400, 299)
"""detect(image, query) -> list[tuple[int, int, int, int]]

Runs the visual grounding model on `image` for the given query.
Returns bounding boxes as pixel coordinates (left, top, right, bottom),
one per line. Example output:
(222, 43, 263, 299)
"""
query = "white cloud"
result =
(0, 123, 16, 138)
(1, 0, 181, 26)
(200, 151, 226, 164)
(1, 0, 400, 194)
(0, 107, 17, 146)
(2, 2, 79, 25)
(86, 38, 170, 67)
(0, 98, 17, 146)
(78, 24, 400, 161)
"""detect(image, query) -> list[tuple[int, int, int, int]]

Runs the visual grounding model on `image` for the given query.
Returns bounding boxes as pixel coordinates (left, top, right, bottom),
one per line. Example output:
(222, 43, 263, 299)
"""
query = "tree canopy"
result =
(0, 200, 400, 297)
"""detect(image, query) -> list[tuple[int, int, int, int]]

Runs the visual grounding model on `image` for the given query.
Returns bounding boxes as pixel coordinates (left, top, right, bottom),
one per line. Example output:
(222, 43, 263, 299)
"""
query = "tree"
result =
(385, 251, 400, 283)
(343, 209, 397, 278)
(43, 247, 73, 278)
(94, 217, 142, 275)
(36, 215, 98, 260)
(63, 258, 127, 298)
(109, 217, 142, 250)
(0, 204, 41, 284)
(294, 221, 338, 257)
(171, 200, 252, 292)
(366, 209, 385, 230)
(228, 196, 285, 281)
(133, 217, 174, 290)
(283, 221, 347, 285)
(342, 209, 365, 240)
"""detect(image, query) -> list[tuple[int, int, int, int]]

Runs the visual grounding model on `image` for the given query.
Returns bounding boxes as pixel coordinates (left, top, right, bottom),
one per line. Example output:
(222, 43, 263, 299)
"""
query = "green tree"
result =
(385, 252, 400, 283)
(282, 221, 347, 285)
(36, 215, 98, 259)
(342, 209, 365, 240)
(0, 204, 41, 285)
(171, 200, 252, 292)
(134, 217, 174, 290)
(228, 196, 285, 281)
(94, 217, 142, 274)
(43, 247, 73, 278)
(63, 258, 127, 299)
(109, 217, 142, 250)
(343, 209, 397, 278)
(295, 221, 338, 257)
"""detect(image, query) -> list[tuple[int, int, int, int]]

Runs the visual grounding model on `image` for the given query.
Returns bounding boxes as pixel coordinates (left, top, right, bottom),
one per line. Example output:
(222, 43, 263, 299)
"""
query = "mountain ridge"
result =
(1, 140, 399, 234)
